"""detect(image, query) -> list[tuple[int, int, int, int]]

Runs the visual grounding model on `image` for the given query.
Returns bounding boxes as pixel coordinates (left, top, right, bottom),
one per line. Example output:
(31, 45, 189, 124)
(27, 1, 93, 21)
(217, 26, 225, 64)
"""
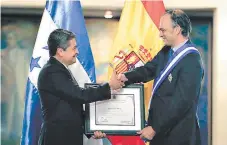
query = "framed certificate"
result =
(84, 83, 145, 135)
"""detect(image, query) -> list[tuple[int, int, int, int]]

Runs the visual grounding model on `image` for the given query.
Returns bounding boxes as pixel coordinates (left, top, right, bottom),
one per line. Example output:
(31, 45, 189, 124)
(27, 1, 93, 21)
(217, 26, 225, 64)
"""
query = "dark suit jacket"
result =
(37, 57, 111, 145)
(125, 42, 203, 145)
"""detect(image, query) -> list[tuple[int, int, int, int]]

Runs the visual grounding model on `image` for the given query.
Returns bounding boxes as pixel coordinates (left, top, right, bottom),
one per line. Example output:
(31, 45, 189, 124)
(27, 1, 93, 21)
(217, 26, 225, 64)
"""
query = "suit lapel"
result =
(163, 47, 171, 69)
(153, 46, 170, 86)
(158, 46, 171, 77)
(67, 69, 78, 85)
(159, 40, 192, 74)
(49, 57, 78, 85)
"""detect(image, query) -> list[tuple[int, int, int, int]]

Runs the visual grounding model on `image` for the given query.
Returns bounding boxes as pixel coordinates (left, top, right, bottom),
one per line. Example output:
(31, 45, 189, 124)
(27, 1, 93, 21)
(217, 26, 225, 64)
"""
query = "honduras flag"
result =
(20, 1, 103, 145)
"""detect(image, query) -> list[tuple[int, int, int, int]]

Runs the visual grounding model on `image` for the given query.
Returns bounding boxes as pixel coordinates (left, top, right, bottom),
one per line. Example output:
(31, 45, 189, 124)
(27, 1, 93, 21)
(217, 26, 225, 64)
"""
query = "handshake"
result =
(108, 70, 129, 90)
(91, 71, 128, 139)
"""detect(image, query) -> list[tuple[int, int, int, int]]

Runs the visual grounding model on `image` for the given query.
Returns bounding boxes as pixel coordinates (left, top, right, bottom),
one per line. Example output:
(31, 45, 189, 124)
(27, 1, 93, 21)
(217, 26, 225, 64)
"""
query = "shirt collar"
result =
(53, 56, 68, 69)
(61, 62, 68, 69)
(172, 39, 188, 52)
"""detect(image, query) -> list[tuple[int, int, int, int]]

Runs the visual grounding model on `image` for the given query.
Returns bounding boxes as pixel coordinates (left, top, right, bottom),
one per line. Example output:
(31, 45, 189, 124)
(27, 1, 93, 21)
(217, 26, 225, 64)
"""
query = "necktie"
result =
(168, 48, 174, 61)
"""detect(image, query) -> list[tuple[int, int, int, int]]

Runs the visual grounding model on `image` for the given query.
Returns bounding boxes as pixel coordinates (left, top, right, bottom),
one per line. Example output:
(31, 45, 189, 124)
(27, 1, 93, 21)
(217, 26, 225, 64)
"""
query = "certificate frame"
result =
(84, 83, 145, 135)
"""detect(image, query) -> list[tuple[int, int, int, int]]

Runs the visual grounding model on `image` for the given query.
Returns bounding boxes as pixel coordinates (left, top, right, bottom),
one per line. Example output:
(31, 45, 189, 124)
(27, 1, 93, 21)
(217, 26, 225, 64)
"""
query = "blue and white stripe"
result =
(148, 44, 200, 109)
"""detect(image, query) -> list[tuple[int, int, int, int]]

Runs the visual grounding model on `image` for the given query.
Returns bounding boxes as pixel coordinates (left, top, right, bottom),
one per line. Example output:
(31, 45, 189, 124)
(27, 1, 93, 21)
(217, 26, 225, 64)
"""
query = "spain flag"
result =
(108, 0, 165, 145)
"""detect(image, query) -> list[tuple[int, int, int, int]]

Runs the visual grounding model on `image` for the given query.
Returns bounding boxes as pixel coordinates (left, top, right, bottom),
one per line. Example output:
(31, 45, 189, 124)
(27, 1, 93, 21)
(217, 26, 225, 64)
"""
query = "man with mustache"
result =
(38, 29, 124, 145)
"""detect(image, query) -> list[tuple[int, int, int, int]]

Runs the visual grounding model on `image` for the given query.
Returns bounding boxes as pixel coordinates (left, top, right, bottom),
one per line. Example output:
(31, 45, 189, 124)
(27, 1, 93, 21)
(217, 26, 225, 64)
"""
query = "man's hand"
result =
(137, 126, 156, 141)
(117, 73, 128, 82)
(109, 70, 125, 90)
(92, 131, 106, 139)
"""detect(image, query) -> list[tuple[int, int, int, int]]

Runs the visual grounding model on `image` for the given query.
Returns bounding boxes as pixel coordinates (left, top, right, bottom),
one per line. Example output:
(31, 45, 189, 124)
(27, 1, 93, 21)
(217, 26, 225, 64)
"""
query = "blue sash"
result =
(148, 44, 200, 109)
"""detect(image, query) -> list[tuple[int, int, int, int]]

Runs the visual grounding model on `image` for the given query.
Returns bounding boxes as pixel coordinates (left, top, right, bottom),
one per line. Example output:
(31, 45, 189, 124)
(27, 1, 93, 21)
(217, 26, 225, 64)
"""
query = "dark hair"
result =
(47, 29, 75, 56)
(165, 9, 192, 37)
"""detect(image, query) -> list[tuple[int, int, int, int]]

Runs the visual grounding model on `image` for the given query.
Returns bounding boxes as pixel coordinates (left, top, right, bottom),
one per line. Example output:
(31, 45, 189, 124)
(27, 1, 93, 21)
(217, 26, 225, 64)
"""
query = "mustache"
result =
(73, 53, 78, 57)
